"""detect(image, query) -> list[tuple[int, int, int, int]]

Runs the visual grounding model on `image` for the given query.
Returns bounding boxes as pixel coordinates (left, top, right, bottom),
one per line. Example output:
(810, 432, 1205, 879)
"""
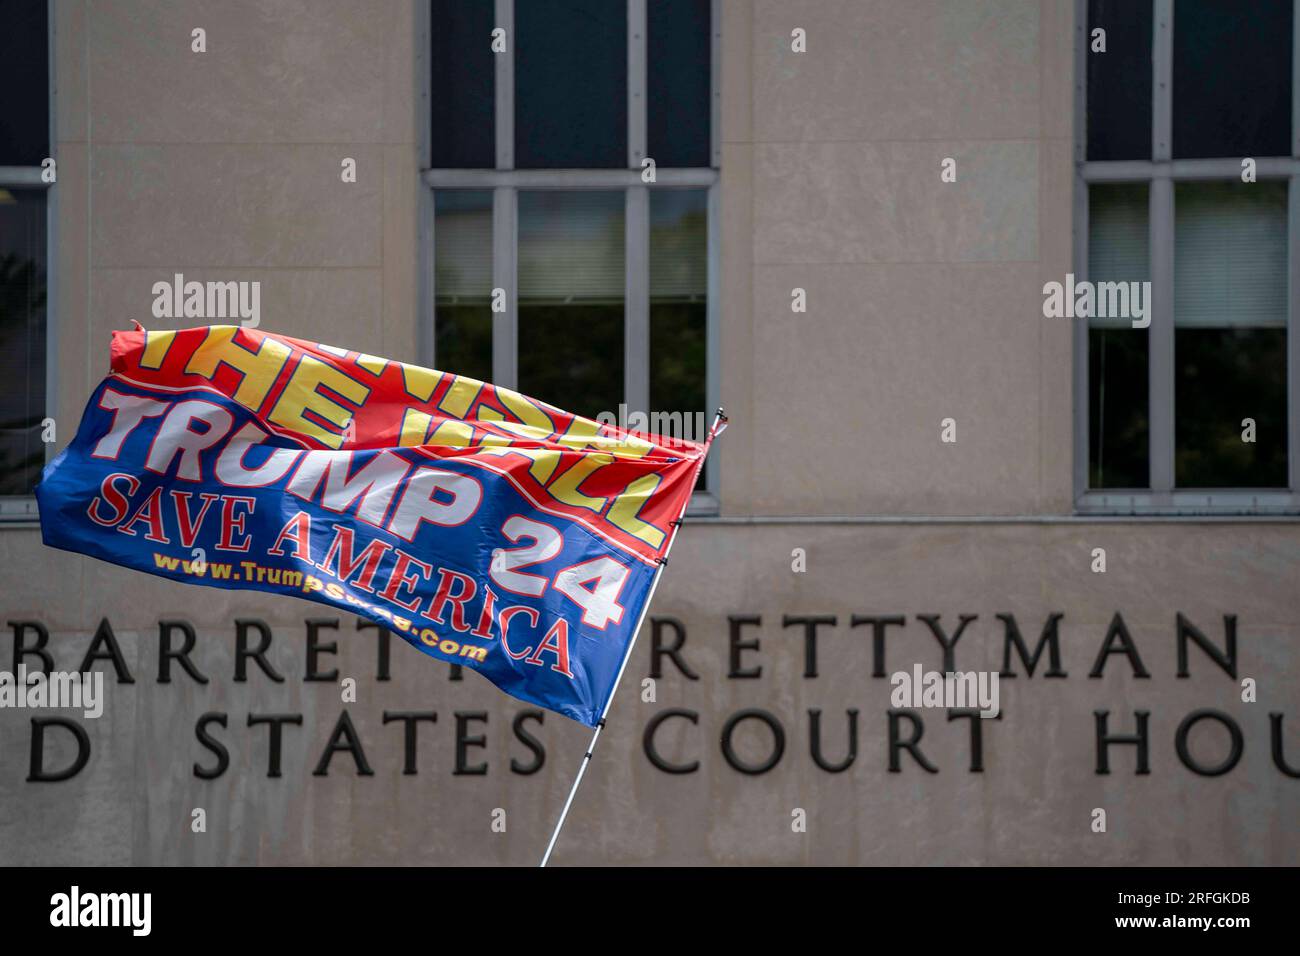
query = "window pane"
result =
(650, 188, 706, 425)
(1086, 0, 1153, 161)
(1174, 181, 1288, 487)
(1174, 182, 1287, 329)
(1175, 329, 1287, 487)
(0, 0, 48, 167)
(430, 0, 496, 168)
(648, 0, 711, 168)
(651, 189, 708, 488)
(435, 191, 494, 382)
(0, 188, 47, 495)
(515, 0, 627, 169)
(1173, 0, 1292, 159)
(518, 191, 624, 418)
(1088, 184, 1150, 488)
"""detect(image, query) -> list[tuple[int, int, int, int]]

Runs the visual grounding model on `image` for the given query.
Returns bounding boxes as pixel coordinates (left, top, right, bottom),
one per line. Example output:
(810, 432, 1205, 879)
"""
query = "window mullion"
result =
(625, 0, 649, 418)
(495, 0, 514, 170)
(493, 186, 517, 390)
(0, 167, 46, 186)
(706, 0, 721, 501)
(705, 180, 721, 495)
(492, 0, 516, 390)
(625, 187, 650, 418)
(1149, 177, 1175, 495)
(1073, 0, 1088, 500)
(1294, 0, 1300, 156)
(1149, 0, 1175, 496)
(710, 0, 721, 168)
(418, 0, 434, 369)
(629, 0, 646, 167)
(1289, 177, 1300, 492)
(1152, 0, 1173, 161)
(1072, 171, 1089, 499)
(1290, 0, 1300, 492)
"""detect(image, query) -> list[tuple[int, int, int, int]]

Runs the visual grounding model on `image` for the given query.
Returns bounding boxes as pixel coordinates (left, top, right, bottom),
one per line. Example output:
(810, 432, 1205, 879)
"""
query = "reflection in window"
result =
(518, 192, 624, 419)
(0, 189, 47, 495)
(515, 0, 627, 169)
(1173, 0, 1292, 159)
(651, 188, 708, 487)
(1088, 184, 1150, 489)
(0, 0, 49, 166)
(434, 191, 494, 383)
(429, 0, 495, 168)
(1174, 181, 1288, 487)
(1086, 0, 1153, 162)
(650, 190, 706, 425)
(649, 0, 711, 168)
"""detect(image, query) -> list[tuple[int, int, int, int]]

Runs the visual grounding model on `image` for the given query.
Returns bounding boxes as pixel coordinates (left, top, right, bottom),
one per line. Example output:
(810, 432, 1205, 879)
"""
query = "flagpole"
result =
(539, 407, 727, 868)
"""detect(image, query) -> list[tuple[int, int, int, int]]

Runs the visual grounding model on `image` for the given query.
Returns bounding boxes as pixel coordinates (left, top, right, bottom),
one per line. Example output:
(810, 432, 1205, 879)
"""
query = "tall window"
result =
(426, 0, 718, 497)
(0, 0, 50, 514)
(1079, 0, 1298, 512)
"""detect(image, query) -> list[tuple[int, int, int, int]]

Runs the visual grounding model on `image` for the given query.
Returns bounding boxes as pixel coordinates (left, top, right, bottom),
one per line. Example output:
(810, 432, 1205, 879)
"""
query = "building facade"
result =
(0, 0, 1296, 865)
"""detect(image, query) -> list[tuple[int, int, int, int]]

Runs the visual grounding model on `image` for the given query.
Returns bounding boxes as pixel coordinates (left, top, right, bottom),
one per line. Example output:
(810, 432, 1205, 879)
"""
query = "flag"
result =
(36, 325, 714, 726)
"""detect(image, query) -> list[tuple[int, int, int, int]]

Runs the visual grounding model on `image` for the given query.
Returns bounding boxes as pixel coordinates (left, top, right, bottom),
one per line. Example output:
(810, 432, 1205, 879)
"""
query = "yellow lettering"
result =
(430, 420, 477, 447)
(547, 454, 612, 513)
(184, 326, 292, 411)
(269, 354, 371, 448)
(606, 473, 666, 548)
(399, 408, 434, 447)
(140, 330, 176, 369)
(400, 364, 441, 401)
(493, 387, 555, 437)
(439, 375, 483, 417)
(475, 444, 562, 483)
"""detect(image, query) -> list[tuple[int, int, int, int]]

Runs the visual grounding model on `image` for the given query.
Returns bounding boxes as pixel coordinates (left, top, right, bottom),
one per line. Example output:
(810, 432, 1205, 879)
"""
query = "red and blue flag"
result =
(36, 326, 711, 726)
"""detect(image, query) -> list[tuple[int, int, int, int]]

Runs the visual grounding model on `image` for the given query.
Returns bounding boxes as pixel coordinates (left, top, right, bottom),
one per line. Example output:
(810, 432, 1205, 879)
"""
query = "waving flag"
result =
(36, 326, 713, 726)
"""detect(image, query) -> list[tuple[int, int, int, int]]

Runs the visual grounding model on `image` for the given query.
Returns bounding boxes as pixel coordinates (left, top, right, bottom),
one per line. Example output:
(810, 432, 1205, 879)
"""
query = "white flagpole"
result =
(539, 408, 726, 867)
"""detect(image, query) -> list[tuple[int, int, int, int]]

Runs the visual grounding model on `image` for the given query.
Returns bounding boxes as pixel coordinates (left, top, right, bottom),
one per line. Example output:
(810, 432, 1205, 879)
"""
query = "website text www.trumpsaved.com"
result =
(151, 551, 489, 663)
